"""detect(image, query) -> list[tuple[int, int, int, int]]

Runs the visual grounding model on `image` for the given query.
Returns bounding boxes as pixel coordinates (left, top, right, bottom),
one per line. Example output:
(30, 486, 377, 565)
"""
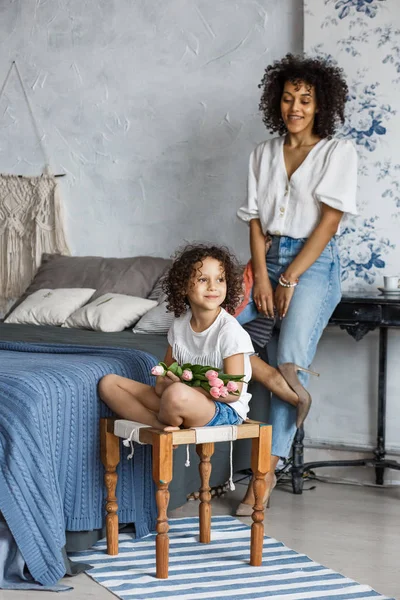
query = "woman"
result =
(235, 53, 358, 515)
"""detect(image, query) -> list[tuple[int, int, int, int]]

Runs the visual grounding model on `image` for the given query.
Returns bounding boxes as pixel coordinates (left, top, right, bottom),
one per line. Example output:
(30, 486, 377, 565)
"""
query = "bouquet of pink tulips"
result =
(151, 362, 245, 399)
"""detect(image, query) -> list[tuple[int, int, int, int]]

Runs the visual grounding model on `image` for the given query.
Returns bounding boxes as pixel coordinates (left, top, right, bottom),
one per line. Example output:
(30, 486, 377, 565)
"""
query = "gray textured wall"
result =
(0, 0, 303, 260)
(1, 2, 400, 466)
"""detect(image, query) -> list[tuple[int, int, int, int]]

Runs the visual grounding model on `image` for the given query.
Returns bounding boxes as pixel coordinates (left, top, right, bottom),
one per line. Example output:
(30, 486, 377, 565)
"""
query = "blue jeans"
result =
(237, 236, 341, 457)
(205, 402, 243, 426)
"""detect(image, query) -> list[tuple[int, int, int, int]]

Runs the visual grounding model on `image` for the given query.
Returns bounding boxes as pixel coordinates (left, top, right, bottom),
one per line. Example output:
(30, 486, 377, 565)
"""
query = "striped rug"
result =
(69, 516, 394, 600)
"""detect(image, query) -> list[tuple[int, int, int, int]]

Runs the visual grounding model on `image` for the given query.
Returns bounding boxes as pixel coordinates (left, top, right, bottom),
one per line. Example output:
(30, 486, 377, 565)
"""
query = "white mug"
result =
(383, 276, 400, 291)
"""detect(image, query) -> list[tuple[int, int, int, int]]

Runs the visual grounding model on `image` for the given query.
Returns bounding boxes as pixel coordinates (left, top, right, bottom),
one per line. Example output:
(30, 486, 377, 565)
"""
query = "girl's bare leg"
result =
(98, 374, 166, 429)
(251, 355, 298, 404)
(158, 382, 216, 428)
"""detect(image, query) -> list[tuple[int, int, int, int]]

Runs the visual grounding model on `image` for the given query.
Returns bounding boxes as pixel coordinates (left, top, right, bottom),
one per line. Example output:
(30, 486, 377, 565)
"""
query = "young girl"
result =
(98, 244, 255, 429)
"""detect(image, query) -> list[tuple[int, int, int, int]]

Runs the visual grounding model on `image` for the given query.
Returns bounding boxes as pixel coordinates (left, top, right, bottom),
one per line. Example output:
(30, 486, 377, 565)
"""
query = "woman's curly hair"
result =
(259, 53, 348, 138)
(163, 244, 243, 317)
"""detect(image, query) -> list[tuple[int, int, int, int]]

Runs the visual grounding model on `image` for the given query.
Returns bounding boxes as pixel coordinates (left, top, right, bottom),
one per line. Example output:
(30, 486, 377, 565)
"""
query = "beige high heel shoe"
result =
(235, 473, 277, 517)
(277, 363, 319, 428)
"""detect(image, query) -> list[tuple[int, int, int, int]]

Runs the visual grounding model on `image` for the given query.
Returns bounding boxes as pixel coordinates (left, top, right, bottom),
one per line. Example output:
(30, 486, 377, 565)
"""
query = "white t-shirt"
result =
(167, 308, 254, 420)
(237, 136, 358, 239)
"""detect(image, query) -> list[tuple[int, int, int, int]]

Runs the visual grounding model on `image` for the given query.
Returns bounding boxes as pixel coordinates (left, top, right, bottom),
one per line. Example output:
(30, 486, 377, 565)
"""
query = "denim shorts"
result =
(205, 401, 243, 426)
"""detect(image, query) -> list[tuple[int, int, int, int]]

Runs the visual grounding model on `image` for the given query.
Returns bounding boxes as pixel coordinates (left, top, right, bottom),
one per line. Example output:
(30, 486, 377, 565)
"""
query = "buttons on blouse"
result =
(280, 184, 289, 224)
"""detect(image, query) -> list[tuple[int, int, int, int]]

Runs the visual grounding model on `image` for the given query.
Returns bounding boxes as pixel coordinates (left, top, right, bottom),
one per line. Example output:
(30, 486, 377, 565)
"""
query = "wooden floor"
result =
(1, 479, 398, 599)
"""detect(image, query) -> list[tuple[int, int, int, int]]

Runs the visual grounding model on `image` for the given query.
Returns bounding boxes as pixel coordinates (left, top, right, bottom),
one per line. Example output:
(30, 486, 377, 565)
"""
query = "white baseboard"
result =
(301, 445, 400, 485)
(304, 436, 400, 456)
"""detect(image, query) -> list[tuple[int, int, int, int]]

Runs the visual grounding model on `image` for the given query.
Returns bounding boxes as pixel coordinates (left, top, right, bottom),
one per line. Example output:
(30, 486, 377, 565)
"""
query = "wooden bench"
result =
(100, 418, 272, 579)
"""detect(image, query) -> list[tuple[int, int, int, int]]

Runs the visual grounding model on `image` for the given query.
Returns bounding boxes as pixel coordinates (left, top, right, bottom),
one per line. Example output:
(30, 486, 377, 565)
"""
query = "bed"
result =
(0, 253, 268, 586)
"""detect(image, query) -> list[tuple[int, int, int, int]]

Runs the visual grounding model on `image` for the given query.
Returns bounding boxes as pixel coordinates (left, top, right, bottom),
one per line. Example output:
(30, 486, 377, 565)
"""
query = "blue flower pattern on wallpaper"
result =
(325, 0, 386, 21)
(307, 0, 399, 287)
(376, 25, 400, 82)
(339, 218, 395, 284)
(337, 31, 369, 56)
(336, 25, 400, 81)
(340, 78, 395, 152)
(375, 159, 400, 209)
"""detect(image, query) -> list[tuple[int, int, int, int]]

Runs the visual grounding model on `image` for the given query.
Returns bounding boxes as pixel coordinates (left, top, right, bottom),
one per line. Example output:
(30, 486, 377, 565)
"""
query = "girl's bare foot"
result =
(163, 425, 180, 448)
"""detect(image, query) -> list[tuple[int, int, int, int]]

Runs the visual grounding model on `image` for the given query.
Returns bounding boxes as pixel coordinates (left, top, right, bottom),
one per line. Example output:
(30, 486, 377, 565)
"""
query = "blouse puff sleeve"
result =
(219, 320, 254, 361)
(315, 139, 358, 216)
(237, 147, 260, 223)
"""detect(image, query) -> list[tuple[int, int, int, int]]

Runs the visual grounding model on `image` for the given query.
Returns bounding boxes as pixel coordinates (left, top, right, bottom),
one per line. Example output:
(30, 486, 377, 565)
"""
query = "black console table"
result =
(291, 290, 400, 494)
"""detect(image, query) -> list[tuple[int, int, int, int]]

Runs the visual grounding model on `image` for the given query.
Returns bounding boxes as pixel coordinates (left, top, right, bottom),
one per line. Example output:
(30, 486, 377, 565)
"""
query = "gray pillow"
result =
(6, 253, 172, 318)
(132, 296, 174, 334)
(147, 271, 169, 302)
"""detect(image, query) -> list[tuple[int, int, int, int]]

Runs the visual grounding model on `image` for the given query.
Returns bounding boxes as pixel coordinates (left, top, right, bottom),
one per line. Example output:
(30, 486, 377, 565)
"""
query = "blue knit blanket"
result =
(0, 342, 158, 586)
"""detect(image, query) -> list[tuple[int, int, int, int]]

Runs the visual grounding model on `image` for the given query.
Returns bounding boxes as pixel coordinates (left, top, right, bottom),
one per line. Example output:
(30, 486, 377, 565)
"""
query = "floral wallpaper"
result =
(305, 0, 400, 288)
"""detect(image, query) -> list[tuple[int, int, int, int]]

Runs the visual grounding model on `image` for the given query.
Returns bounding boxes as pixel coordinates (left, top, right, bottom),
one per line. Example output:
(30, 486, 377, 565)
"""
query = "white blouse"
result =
(237, 136, 358, 238)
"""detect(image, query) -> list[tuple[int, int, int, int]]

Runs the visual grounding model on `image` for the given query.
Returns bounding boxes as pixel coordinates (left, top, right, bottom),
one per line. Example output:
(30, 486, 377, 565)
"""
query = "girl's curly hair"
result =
(259, 53, 348, 138)
(163, 244, 243, 317)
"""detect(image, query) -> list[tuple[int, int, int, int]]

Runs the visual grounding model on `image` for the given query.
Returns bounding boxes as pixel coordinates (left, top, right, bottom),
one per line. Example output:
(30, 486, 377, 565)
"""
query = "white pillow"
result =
(5, 288, 95, 326)
(64, 293, 157, 332)
(132, 296, 174, 334)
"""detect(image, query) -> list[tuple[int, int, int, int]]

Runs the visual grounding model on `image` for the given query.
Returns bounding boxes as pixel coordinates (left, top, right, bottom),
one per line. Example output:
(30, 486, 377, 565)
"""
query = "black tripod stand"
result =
(291, 327, 400, 493)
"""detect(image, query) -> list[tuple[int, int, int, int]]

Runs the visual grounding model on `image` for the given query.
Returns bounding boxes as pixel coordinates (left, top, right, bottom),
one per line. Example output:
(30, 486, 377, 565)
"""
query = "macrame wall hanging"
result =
(0, 61, 70, 308)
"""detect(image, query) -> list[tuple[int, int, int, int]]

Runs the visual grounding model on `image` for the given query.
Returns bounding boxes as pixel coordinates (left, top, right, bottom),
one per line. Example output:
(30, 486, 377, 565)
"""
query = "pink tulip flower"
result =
(227, 381, 239, 392)
(210, 386, 221, 399)
(151, 365, 165, 376)
(219, 386, 229, 398)
(182, 369, 193, 381)
(209, 377, 224, 388)
(205, 370, 218, 380)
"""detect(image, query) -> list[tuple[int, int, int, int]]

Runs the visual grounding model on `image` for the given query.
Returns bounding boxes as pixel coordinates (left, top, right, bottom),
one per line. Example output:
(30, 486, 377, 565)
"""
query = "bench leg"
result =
(250, 425, 272, 566)
(100, 418, 120, 555)
(152, 432, 173, 579)
(197, 442, 215, 543)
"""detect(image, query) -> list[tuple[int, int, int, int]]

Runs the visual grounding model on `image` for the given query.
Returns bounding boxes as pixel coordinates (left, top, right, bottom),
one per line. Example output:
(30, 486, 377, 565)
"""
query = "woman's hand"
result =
(253, 278, 275, 318)
(274, 284, 295, 319)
